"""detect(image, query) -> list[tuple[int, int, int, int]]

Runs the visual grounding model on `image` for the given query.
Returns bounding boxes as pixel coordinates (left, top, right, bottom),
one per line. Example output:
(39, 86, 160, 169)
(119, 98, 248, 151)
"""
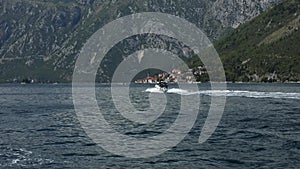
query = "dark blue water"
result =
(0, 83, 299, 168)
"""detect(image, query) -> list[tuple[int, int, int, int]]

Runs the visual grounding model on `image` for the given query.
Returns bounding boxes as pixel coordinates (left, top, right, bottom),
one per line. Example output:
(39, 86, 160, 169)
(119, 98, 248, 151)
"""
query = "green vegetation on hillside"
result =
(211, 0, 300, 82)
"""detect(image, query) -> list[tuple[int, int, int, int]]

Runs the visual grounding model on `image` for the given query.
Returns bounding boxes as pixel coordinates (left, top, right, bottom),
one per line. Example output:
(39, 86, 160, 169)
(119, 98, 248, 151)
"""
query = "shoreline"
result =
(1, 81, 300, 85)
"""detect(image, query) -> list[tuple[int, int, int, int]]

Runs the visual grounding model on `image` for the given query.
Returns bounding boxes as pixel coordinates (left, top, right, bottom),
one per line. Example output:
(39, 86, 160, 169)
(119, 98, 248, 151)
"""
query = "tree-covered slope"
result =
(214, 0, 300, 82)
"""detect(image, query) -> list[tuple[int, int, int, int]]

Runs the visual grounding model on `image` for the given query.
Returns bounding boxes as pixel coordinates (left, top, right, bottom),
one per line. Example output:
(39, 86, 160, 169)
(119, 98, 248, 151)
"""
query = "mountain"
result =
(0, 0, 282, 82)
(212, 0, 300, 82)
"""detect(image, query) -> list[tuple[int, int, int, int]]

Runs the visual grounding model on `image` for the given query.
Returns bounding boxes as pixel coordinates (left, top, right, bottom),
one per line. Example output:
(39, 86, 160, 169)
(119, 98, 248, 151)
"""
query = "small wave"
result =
(0, 147, 53, 167)
(145, 88, 300, 99)
(62, 153, 99, 157)
(213, 157, 245, 164)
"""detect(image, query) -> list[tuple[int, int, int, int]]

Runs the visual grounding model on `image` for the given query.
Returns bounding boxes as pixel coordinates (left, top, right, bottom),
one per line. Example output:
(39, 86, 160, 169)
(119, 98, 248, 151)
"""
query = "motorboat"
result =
(155, 81, 168, 92)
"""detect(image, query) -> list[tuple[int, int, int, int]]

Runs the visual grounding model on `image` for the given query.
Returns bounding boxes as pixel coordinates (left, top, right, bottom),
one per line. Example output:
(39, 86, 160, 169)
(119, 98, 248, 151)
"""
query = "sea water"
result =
(0, 83, 299, 168)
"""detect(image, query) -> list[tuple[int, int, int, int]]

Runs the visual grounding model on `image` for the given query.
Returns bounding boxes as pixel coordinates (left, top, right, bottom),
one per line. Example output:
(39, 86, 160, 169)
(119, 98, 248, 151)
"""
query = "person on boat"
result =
(158, 81, 168, 89)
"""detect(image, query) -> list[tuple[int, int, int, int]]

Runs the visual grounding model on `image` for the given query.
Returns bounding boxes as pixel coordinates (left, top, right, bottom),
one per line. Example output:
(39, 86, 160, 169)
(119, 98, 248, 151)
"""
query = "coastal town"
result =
(135, 66, 208, 83)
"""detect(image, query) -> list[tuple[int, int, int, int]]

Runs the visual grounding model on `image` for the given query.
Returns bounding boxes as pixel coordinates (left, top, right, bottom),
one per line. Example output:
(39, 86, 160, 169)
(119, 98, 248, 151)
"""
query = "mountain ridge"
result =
(0, 0, 283, 82)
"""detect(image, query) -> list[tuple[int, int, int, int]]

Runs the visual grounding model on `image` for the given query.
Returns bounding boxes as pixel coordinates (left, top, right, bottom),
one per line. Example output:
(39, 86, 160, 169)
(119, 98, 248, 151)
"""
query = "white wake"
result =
(145, 88, 300, 99)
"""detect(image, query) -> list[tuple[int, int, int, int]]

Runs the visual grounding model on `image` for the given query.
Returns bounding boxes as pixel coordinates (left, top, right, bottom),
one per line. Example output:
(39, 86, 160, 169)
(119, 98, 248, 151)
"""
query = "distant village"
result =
(135, 66, 208, 83)
(11, 66, 208, 84)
